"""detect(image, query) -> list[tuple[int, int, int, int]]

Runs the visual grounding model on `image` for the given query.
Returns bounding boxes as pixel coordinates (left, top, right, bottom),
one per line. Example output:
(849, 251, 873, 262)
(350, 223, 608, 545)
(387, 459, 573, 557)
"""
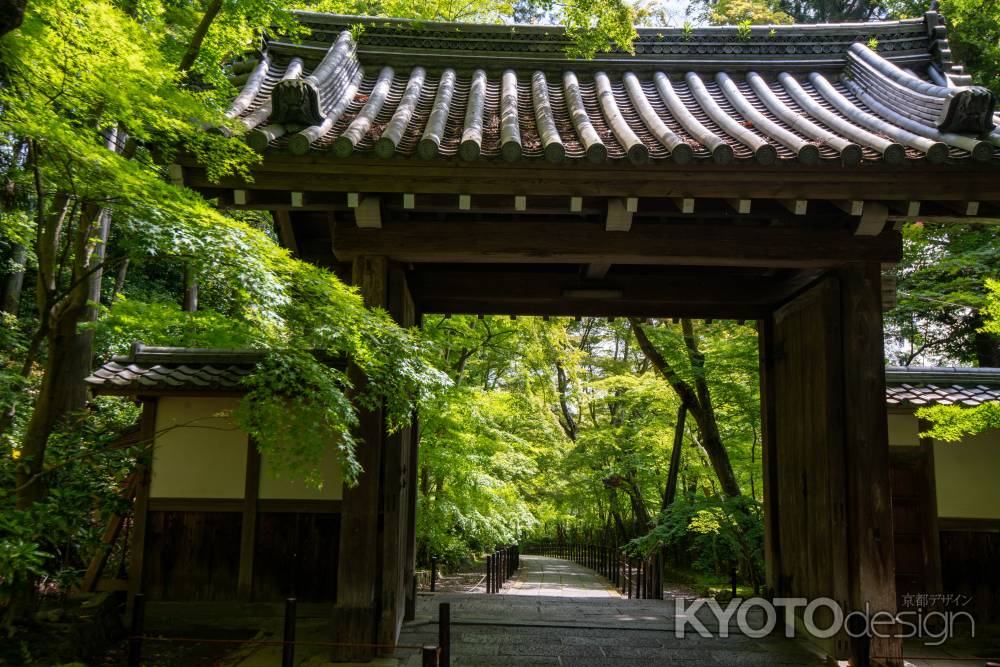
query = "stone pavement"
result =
(393, 555, 825, 666)
(503, 554, 620, 598)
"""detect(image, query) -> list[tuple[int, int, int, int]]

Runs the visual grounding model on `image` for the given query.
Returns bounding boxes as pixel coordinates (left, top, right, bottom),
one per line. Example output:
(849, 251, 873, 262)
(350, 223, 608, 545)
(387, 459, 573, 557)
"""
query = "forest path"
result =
(502, 554, 620, 598)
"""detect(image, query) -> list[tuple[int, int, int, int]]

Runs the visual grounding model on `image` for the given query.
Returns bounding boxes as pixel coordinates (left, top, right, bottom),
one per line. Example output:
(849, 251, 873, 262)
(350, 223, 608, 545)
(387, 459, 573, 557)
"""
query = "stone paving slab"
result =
(394, 556, 826, 666)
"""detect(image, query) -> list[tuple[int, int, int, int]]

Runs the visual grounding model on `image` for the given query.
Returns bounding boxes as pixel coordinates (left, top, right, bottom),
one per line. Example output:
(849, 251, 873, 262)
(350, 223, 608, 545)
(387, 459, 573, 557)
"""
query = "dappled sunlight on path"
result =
(504, 554, 620, 598)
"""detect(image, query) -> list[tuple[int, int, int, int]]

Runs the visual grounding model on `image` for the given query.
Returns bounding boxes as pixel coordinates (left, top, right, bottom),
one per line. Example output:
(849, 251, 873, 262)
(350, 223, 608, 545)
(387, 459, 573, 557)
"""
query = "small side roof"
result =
(885, 366, 1000, 407)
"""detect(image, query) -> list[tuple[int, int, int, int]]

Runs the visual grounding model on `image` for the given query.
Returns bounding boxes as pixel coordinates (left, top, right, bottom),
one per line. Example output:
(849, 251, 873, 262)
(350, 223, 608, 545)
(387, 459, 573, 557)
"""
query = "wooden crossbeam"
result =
(834, 199, 864, 216)
(672, 197, 695, 214)
(779, 199, 808, 215)
(854, 202, 889, 236)
(606, 198, 633, 232)
(168, 164, 185, 186)
(585, 263, 612, 279)
(407, 268, 816, 319)
(726, 198, 752, 215)
(273, 210, 298, 256)
(355, 197, 382, 229)
(332, 220, 902, 268)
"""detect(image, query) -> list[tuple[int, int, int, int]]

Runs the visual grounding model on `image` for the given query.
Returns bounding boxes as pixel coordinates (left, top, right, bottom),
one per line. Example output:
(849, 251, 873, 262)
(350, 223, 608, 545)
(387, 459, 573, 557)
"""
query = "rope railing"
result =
(522, 541, 664, 600)
(126, 594, 453, 667)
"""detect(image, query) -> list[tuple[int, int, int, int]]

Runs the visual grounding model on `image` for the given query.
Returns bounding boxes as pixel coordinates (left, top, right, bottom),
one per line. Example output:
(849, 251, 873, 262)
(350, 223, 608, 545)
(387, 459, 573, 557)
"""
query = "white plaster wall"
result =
(888, 413, 921, 446)
(259, 442, 343, 500)
(934, 428, 1000, 520)
(150, 397, 248, 498)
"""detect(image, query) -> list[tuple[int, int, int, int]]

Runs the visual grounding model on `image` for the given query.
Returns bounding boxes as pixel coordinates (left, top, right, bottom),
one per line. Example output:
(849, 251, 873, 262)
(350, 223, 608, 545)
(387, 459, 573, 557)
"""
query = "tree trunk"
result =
(661, 402, 686, 511)
(178, 0, 223, 73)
(62, 207, 111, 413)
(110, 258, 129, 305)
(1, 243, 26, 315)
(183, 263, 198, 311)
(555, 361, 577, 440)
(630, 319, 742, 498)
(0, 0, 26, 38)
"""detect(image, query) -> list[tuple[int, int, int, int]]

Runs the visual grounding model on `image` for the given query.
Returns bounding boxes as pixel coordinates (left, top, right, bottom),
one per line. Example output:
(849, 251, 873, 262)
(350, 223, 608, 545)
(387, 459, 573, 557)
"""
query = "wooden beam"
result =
(233, 189, 248, 206)
(726, 198, 752, 214)
(347, 192, 360, 208)
(459, 194, 471, 210)
(273, 210, 298, 257)
(888, 214, 1000, 225)
(403, 193, 415, 210)
(407, 268, 815, 318)
(182, 157, 1000, 202)
(779, 199, 808, 216)
(834, 199, 864, 216)
(332, 220, 903, 268)
(672, 197, 695, 214)
(889, 201, 920, 217)
(854, 202, 888, 236)
(606, 198, 632, 232)
(355, 197, 382, 229)
(168, 163, 184, 186)
(570, 196, 583, 213)
(291, 191, 304, 208)
(515, 195, 527, 211)
(585, 263, 611, 279)
(943, 200, 980, 216)
(625, 197, 639, 213)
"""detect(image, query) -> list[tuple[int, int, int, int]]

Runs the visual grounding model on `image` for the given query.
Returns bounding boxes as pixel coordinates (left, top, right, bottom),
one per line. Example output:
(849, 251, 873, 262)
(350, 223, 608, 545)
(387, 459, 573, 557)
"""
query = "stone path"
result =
(393, 555, 826, 666)
(503, 554, 620, 598)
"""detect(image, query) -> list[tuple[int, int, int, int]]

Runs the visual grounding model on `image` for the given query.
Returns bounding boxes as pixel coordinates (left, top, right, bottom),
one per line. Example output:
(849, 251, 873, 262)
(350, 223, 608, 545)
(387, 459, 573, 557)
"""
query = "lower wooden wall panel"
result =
(144, 511, 242, 601)
(252, 512, 340, 602)
(940, 528, 1000, 623)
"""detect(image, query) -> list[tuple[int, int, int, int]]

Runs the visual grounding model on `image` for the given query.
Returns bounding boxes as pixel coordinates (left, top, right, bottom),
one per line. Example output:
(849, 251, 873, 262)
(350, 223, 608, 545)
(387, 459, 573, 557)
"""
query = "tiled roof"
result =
(885, 366, 1000, 407)
(227, 9, 999, 166)
(85, 344, 262, 394)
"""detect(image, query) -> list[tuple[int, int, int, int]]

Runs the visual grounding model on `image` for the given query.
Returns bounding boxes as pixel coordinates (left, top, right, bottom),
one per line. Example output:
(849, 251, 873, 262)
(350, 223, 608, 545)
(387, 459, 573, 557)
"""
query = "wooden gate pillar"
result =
(333, 256, 388, 661)
(760, 262, 901, 666)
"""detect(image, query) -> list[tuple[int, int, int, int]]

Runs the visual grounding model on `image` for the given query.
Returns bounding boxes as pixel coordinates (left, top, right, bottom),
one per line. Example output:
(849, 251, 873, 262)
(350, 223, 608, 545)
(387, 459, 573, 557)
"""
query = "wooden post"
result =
(760, 265, 901, 665)
(838, 262, 900, 666)
(438, 602, 451, 667)
(127, 400, 156, 614)
(238, 439, 260, 600)
(379, 264, 417, 646)
(404, 413, 420, 621)
(282, 597, 297, 667)
(333, 256, 388, 661)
